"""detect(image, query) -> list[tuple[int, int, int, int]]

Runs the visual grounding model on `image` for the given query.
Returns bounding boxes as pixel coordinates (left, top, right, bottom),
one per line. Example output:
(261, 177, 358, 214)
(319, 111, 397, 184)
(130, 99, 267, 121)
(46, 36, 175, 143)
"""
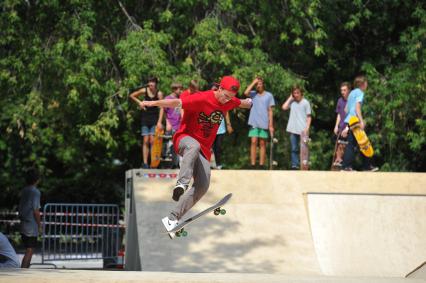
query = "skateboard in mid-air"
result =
(150, 127, 164, 168)
(166, 193, 232, 237)
(348, 116, 374, 157)
(300, 132, 310, 170)
(269, 134, 278, 170)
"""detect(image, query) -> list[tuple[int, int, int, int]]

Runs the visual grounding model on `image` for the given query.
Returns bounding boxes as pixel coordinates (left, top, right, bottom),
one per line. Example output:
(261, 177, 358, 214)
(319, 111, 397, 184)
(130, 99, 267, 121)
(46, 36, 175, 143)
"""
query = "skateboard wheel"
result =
(214, 208, 221, 216)
(181, 230, 188, 237)
(176, 232, 181, 237)
(220, 209, 226, 215)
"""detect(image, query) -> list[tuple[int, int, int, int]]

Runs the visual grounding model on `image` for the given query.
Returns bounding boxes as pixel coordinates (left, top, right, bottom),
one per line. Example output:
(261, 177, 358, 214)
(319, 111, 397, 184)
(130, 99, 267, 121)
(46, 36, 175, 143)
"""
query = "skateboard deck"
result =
(349, 116, 374, 157)
(331, 134, 348, 171)
(300, 132, 310, 170)
(150, 128, 164, 168)
(167, 193, 232, 237)
(269, 135, 278, 170)
(160, 132, 175, 168)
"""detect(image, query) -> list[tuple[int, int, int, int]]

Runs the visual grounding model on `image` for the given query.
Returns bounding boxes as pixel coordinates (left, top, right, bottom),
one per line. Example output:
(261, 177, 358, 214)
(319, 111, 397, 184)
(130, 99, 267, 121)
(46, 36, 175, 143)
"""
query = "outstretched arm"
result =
(238, 98, 253, 109)
(141, 98, 182, 109)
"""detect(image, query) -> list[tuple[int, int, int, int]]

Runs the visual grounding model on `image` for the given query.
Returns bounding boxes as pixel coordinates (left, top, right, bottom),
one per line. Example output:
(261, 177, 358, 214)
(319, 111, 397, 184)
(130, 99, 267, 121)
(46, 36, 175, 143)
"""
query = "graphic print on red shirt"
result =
(173, 90, 241, 161)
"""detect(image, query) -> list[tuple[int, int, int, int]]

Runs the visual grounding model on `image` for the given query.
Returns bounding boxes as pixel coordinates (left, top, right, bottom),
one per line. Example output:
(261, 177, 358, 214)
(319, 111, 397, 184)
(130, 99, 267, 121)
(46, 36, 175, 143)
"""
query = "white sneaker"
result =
(162, 217, 179, 239)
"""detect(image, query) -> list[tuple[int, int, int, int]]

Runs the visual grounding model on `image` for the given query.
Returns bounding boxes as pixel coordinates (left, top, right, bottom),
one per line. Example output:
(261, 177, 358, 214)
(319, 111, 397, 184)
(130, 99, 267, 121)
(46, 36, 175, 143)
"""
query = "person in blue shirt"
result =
(0, 232, 19, 268)
(341, 76, 378, 171)
(244, 77, 275, 169)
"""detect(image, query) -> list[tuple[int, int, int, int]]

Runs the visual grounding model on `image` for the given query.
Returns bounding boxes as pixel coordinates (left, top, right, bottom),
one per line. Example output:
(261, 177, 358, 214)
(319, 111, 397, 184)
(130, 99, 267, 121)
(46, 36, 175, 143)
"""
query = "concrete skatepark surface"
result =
(1, 269, 426, 283)
(124, 170, 426, 278)
(4, 170, 425, 283)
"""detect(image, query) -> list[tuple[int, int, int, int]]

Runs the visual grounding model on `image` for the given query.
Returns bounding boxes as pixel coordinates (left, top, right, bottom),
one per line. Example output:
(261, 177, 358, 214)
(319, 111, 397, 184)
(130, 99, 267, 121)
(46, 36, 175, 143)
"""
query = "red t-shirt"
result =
(173, 90, 241, 161)
(180, 89, 191, 99)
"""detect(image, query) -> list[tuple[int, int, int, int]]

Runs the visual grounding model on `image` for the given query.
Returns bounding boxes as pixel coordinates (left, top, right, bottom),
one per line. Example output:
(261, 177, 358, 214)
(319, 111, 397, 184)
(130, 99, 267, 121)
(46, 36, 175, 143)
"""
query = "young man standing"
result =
(282, 86, 312, 169)
(18, 168, 41, 268)
(341, 76, 378, 171)
(332, 82, 351, 167)
(130, 77, 164, 168)
(244, 77, 275, 169)
(140, 76, 252, 239)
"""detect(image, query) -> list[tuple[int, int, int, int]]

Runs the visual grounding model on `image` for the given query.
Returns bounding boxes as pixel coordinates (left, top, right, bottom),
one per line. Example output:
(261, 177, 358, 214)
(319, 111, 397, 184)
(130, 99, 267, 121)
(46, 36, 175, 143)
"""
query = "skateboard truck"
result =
(175, 228, 188, 237)
(214, 207, 226, 216)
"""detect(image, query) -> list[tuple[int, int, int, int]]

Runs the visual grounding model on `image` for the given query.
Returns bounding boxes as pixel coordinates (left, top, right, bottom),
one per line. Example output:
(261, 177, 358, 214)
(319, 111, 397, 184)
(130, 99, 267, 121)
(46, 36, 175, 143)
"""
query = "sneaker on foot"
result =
(161, 216, 179, 239)
(333, 161, 343, 167)
(172, 183, 187, 202)
(364, 166, 379, 172)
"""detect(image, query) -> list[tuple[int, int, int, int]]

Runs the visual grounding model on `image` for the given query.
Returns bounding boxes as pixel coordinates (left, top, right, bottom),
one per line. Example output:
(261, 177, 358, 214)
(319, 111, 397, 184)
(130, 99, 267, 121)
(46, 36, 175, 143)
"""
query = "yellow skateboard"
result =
(348, 116, 374, 157)
(150, 128, 164, 168)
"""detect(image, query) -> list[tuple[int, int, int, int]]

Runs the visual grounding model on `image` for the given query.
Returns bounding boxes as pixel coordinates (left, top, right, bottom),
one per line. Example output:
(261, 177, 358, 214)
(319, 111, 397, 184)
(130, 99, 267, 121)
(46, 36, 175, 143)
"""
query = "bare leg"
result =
(143, 136, 150, 165)
(21, 248, 33, 268)
(335, 143, 345, 163)
(250, 137, 258, 166)
(259, 139, 266, 166)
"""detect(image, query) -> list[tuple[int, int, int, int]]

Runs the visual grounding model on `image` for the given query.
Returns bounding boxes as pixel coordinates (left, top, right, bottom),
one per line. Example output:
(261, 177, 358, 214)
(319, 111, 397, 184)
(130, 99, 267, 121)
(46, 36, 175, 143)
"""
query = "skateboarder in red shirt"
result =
(140, 76, 252, 238)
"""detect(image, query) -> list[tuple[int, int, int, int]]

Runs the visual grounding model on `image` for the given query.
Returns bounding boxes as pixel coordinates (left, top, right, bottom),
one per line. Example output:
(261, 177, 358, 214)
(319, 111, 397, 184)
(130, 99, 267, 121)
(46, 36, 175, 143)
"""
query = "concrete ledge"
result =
(1, 269, 425, 283)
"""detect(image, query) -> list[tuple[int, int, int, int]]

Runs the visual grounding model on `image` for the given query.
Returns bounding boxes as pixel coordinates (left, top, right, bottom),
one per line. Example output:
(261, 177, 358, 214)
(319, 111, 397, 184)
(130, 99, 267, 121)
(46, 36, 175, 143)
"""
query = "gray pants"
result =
(170, 136, 211, 220)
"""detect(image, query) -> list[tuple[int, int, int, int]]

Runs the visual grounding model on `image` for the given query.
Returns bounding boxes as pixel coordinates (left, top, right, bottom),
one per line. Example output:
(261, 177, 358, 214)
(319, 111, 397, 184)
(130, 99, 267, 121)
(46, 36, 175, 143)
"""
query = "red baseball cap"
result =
(220, 76, 240, 94)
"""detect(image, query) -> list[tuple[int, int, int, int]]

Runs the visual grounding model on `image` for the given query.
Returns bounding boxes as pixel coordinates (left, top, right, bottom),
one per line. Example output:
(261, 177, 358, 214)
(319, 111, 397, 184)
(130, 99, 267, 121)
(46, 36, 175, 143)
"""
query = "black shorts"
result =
(21, 234, 37, 249)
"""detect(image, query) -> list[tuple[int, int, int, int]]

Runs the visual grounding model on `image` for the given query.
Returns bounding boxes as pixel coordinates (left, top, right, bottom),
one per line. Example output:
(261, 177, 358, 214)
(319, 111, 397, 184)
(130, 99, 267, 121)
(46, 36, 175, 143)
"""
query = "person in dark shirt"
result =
(130, 77, 164, 168)
(18, 168, 41, 268)
(332, 82, 351, 167)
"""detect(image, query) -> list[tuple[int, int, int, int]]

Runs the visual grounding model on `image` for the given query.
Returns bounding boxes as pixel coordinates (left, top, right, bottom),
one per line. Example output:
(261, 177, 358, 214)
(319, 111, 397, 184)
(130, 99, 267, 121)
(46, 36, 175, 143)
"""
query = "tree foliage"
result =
(1, 0, 425, 207)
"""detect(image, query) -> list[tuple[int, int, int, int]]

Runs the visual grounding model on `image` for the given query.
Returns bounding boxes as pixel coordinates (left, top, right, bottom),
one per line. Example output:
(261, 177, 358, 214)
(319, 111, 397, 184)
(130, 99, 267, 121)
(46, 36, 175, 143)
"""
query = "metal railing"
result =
(42, 203, 120, 266)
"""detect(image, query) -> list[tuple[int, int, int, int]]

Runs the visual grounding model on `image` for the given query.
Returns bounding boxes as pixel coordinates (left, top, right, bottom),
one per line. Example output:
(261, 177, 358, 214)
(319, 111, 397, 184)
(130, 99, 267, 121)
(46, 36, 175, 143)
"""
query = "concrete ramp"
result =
(307, 193, 426, 277)
(125, 170, 426, 277)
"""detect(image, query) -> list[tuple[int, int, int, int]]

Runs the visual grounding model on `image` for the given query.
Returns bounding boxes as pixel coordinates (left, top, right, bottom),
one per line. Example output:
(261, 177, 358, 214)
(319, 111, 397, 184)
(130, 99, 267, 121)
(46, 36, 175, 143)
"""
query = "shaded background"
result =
(1, 0, 425, 208)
